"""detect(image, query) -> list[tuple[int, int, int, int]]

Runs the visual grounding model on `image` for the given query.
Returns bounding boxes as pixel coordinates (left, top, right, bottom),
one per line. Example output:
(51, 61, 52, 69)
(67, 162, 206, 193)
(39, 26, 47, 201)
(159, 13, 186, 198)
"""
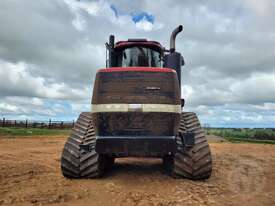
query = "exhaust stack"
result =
(108, 35, 115, 67)
(170, 25, 183, 53)
(164, 25, 184, 92)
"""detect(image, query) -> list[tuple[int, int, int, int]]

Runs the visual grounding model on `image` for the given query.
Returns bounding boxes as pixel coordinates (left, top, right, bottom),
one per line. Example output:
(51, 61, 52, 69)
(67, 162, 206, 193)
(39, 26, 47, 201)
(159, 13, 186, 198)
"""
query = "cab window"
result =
(117, 47, 161, 67)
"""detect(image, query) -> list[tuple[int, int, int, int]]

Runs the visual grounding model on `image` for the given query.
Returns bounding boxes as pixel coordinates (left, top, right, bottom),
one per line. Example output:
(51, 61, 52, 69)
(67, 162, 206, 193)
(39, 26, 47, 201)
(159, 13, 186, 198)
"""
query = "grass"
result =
(1, 126, 275, 145)
(223, 136, 275, 144)
(0, 127, 71, 137)
(206, 128, 275, 144)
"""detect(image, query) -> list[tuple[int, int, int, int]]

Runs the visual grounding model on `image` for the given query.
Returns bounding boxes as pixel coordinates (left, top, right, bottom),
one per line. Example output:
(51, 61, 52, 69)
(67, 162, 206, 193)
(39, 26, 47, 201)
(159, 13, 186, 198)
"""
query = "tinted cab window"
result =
(117, 47, 161, 67)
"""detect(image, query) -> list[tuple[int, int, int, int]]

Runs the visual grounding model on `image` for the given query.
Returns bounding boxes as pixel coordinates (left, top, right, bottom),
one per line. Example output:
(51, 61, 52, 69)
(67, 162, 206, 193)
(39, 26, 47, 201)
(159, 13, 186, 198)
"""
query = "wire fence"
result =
(0, 118, 74, 129)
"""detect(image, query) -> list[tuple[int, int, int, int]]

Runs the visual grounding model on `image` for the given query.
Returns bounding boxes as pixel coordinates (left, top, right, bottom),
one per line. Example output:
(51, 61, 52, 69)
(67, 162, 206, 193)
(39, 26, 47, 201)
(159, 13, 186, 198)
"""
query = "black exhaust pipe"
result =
(164, 25, 184, 92)
(170, 25, 183, 53)
(108, 35, 115, 67)
(109, 35, 115, 49)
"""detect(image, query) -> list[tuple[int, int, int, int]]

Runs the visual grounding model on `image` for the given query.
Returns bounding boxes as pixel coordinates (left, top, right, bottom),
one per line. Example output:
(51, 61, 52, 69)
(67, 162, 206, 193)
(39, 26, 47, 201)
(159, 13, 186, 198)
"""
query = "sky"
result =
(0, 0, 275, 128)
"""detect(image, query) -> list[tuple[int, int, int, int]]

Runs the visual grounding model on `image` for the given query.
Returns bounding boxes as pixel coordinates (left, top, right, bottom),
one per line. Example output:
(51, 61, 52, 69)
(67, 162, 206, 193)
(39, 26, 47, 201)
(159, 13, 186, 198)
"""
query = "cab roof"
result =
(115, 40, 163, 53)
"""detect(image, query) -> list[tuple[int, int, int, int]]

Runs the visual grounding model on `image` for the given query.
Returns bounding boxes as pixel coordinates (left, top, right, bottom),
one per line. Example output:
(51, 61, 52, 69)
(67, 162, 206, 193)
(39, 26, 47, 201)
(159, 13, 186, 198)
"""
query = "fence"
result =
(0, 118, 74, 129)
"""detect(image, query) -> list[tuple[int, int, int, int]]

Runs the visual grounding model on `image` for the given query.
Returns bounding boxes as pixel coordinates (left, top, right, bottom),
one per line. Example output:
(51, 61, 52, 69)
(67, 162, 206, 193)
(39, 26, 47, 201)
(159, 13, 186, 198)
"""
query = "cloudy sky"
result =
(0, 0, 275, 127)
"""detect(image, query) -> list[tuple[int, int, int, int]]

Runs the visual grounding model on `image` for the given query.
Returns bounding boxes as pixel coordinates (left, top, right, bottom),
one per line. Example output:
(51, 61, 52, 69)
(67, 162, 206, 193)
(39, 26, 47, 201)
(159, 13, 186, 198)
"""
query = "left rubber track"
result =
(61, 112, 106, 178)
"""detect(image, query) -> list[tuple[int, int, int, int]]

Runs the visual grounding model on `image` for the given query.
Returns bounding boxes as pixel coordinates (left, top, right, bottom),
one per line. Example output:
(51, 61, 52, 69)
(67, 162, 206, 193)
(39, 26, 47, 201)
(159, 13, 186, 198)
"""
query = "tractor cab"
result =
(105, 32, 184, 89)
(115, 40, 163, 67)
(106, 39, 163, 68)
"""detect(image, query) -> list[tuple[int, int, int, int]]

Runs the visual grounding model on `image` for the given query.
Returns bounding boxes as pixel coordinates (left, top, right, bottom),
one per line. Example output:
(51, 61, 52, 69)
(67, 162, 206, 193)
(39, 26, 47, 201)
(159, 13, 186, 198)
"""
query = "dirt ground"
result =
(0, 135, 274, 206)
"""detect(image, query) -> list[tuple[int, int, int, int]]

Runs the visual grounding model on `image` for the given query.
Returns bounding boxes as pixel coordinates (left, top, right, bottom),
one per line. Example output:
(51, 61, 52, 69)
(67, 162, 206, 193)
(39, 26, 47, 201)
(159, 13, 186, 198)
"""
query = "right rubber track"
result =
(168, 112, 212, 180)
(61, 112, 105, 178)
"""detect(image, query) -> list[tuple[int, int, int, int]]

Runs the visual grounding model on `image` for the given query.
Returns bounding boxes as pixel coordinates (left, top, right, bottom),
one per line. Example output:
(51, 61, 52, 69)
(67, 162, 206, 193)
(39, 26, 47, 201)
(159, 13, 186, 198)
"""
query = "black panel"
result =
(95, 136, 177, 157)
(92, 112, 180, 137)
(164, 52, 183, 90)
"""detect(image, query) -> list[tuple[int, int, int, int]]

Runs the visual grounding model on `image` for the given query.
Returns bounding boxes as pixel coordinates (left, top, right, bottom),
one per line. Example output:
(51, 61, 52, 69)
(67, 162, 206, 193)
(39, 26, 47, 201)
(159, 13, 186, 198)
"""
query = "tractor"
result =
(61, 25, 212, 179)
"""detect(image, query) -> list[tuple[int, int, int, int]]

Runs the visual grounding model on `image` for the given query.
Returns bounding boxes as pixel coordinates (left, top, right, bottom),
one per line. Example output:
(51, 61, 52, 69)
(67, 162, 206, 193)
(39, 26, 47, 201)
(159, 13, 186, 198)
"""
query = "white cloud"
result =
(135, 17, 153, 31)
(0, 103, 18, 113)
(254, 103, 275, 110)
(244, 0, 274, 18)
(72, 12, 87, 31)
(64, 0, 102, 16)
(230, 72, 275, 103)
(71, 101, 90, 113)
(0, 60, 89, 100)
(65, 0, 163, 32)
(0, 0, 275, 126)
(182, 85, 193, 99)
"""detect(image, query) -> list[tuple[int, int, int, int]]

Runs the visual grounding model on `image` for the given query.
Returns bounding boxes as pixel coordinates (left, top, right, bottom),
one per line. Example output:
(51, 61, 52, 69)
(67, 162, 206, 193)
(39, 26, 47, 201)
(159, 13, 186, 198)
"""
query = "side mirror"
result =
(181, 55, 185, 66)
(181, 99, 185, 108)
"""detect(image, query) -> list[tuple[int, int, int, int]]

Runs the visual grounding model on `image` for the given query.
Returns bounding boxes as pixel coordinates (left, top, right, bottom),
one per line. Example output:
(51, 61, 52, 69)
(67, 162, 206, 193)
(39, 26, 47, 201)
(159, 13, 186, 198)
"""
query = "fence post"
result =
(25, 119, 28, 128)
(49, 118, 51, 129)
(2, 118, 5, 127)
(72, 120, 75, 128)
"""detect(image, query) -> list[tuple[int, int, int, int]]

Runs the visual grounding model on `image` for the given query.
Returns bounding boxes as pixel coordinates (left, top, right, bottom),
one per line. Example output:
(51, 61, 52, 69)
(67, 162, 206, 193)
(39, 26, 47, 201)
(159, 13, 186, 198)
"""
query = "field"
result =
(0, 129, 275, 206)
(206, 128, 275, 144)
(0, 127, 70, 137)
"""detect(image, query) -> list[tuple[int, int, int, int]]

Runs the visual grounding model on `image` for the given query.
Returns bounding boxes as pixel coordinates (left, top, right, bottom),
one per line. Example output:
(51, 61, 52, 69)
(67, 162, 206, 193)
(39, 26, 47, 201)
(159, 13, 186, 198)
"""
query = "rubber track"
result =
(61, 112, 104, 178)
(171, 112, 212, 180)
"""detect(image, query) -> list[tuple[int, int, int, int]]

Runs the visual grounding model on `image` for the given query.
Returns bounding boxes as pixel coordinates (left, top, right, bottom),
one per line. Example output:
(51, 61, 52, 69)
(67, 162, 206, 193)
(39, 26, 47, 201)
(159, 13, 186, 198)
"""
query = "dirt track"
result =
(0, 135, 274, 206)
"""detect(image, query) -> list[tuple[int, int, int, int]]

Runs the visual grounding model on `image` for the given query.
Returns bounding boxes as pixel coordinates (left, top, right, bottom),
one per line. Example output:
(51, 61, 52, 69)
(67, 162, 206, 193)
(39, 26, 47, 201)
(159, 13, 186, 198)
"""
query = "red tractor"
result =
(61, 25, 212, 179)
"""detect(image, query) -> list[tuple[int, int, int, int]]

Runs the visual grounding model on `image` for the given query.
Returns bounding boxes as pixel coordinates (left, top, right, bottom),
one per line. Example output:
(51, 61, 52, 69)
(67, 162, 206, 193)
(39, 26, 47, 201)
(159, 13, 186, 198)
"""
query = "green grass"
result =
(0, 127, 71, 137)
(224, 136, 275, 144)
(206, 128, 275, 144)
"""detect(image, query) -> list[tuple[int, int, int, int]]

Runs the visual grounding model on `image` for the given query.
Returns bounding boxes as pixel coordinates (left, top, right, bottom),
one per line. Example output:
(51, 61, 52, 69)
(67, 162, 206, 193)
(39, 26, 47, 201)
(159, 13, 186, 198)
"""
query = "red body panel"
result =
(97, 67, 176, 73)
(92, 68, 181, 137)
(115, 41, 162, 48)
